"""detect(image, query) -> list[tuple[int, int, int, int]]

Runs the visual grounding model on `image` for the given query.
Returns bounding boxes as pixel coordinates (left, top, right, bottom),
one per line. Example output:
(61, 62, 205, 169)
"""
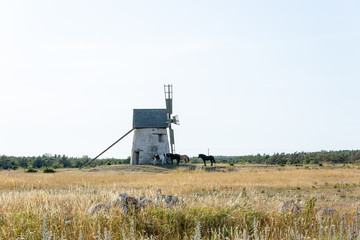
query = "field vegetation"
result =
(1, 164, 360, 239)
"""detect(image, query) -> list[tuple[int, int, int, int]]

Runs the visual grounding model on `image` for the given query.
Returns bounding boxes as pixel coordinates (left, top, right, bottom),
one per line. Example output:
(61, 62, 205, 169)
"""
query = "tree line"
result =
(1, 150, 360, 170)
(0, 154, 130, 170)
(204, 150, 360, 165)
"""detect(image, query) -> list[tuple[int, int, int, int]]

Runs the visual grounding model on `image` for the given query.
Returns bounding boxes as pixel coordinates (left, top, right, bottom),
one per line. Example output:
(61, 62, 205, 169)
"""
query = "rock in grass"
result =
(316, 208, 339, 220)
(109, 193, 142, 212)
(87, 203, 107, 215)
(279, 200, 301, 215)
(105, 200, 112, 210)
(88, 190, 182, 216)
(155, 189, 181, 207)
(121, 193, 140, 212)
(111, 195, 122, 208)
(139, 196, 153, 208)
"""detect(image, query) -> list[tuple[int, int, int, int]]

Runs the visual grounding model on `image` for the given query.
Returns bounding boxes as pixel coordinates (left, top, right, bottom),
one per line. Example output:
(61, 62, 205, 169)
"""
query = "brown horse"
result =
(166, 153, 190, 166)
(180, 155, 190, 163)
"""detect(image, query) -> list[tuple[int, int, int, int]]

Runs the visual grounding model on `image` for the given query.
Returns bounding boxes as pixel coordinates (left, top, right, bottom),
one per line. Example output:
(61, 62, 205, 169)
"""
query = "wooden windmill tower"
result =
(130, 109, 169, 165)
(80, 84, 179, 168)
(130, 84, 179, 165)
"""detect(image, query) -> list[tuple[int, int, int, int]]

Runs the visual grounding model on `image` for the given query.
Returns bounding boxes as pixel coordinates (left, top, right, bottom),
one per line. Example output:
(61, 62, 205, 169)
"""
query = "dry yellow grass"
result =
(0, 164, 360, 239)
(2, 165, 359, 189)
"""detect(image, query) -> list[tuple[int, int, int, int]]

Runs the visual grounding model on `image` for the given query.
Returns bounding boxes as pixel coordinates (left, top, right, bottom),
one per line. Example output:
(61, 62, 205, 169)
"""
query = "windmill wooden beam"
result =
(164, 84, 179, 154)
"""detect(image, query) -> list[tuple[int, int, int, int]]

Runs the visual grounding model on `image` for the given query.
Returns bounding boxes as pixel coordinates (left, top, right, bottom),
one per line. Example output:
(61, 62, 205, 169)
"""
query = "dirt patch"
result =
(82, 164, 178, 173)
(81, 164, 243, 173)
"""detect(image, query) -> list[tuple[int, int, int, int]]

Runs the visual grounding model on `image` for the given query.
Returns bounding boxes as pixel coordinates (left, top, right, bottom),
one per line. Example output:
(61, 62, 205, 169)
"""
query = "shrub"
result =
(43, 167, 55, 173)
(25, 167, 38, 173)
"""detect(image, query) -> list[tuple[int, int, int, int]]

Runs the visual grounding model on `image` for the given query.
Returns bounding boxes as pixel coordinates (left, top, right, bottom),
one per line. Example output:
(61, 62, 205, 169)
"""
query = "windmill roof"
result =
(133, 109, 168, 128)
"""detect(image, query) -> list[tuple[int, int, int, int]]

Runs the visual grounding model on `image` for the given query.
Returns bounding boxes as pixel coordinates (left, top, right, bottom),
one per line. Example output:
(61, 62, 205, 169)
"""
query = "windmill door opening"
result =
(134, 151, 140, 165)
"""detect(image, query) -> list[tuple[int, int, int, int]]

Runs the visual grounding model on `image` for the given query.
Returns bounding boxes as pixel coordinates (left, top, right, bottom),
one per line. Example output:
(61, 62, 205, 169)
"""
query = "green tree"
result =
(32, 157, 45, 168)
(59, 155, 71, 168)
(0, 155, 10, 169)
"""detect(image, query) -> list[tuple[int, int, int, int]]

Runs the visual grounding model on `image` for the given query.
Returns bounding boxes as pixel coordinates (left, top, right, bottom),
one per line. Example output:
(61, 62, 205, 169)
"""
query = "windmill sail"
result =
(165, 99, 172, 115)
(164, 84, 177, 154)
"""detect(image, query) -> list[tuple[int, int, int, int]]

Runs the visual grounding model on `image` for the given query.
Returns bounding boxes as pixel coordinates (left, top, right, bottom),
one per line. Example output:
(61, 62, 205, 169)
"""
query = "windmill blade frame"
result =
(164, 84, 176, 154)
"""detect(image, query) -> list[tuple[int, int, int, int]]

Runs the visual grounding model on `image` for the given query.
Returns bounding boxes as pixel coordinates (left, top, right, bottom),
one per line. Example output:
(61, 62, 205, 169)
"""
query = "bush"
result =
(25, 167, 38, 173)
(43, 167, 55, 173)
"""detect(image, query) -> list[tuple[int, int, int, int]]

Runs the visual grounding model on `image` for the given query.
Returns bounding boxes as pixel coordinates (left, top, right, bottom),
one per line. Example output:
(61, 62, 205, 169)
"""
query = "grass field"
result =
(1, 164, 360, 239)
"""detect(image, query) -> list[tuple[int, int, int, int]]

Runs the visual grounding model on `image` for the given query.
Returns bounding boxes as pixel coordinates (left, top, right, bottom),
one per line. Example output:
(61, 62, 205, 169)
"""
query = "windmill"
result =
(80, 84, 179, 168)
(164, 84, 179, 154)
(130, 84, 179, 165)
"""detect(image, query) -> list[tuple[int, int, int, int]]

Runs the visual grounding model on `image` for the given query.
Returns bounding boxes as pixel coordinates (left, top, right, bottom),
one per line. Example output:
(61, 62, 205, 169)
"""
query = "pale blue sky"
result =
(1, 1, 359, 158)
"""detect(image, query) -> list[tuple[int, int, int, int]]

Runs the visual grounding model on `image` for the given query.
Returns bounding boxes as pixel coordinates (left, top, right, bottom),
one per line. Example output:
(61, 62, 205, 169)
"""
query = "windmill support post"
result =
(80, 128, 134, 169)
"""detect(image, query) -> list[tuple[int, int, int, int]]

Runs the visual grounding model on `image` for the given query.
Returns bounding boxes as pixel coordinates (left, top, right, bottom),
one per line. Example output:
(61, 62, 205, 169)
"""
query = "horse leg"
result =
(203, 159, 206, 166)
(211, 160, 213, 166)
(177, 159, 180, 166)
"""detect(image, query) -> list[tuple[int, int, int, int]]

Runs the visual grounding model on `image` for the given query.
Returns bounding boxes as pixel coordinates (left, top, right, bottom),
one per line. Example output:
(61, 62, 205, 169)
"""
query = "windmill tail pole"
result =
(79, 128, 134, 169)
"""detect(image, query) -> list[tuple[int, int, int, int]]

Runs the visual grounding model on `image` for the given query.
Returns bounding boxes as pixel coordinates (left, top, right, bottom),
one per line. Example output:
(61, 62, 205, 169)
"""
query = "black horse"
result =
(198, 154, 216, 166)
(166, 153, 183, 166)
